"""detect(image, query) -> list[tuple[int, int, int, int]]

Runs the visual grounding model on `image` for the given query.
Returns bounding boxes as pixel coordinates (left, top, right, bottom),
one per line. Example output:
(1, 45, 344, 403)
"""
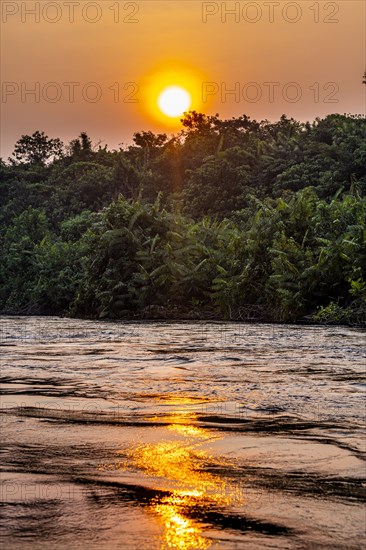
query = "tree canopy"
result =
(1, 112, 365, 325)
(12, 131, 64, 165)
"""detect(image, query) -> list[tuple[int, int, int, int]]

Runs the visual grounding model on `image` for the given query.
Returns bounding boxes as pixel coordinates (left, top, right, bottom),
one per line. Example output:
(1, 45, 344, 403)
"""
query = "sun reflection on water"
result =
(127, 435, 227, 550)
(153, 493, 212, 550)
(110, 421, 237, 549)
(167, 424, 212, 438)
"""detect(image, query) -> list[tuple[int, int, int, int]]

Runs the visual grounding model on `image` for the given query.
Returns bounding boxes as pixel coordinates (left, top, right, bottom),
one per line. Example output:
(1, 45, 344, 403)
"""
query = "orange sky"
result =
(1, 0, 365, 157)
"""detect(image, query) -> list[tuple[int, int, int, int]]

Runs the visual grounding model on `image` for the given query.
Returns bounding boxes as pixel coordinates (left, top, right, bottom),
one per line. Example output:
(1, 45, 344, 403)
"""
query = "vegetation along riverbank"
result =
(1, 113, 365, 326)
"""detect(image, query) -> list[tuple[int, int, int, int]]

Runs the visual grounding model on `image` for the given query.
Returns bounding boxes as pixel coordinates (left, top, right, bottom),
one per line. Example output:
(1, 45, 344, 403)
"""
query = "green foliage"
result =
(0, 206, 86, 313)
(12, 131, 64, 165)
(1, 115, 365, 324)
(73, 197, 239, 318)
(312, 302, 353, 325)
(183, 158, 244, 218)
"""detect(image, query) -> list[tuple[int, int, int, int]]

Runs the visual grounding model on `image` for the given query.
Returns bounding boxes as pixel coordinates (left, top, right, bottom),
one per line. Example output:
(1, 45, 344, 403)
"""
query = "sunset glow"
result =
(2, 2, 365, 152)
(139, 61, 207, 128)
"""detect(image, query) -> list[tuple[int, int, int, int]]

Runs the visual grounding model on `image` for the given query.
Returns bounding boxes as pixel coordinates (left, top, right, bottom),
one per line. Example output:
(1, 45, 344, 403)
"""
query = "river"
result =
(1, 317, 365, 549)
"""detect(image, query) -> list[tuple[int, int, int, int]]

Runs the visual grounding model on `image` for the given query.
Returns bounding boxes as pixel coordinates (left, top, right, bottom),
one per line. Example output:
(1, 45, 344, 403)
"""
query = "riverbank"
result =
(1, 303, 365, 327)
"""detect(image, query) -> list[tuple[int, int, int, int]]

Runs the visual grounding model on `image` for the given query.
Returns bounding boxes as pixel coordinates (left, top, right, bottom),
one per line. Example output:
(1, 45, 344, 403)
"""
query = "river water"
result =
(1, 317, 365, 549)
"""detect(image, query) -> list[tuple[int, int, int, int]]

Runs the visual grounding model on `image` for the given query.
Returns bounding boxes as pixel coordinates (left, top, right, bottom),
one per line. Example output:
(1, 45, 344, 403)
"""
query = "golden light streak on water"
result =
(166, 424, 214, 438)
(153, 493, 212, 550)
(114, 421, 234, 549)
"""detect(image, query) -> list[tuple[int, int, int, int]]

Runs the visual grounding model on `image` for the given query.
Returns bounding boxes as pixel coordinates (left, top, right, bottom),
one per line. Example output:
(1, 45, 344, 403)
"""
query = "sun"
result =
(140, 61, 209, 127)
(158, 86, 191, 118)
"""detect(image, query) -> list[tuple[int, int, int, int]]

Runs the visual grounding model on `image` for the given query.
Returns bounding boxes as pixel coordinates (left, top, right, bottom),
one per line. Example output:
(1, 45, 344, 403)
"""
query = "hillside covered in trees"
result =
(1, 113, 365, 325)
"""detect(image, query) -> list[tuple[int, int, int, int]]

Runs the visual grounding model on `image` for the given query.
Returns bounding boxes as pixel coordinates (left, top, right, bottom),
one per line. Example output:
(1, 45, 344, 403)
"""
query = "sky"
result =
(1, 0, 365, 158)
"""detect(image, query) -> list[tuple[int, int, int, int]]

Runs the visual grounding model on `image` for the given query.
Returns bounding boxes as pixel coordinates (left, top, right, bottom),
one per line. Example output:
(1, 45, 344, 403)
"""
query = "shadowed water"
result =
(1, 317, 365, 549)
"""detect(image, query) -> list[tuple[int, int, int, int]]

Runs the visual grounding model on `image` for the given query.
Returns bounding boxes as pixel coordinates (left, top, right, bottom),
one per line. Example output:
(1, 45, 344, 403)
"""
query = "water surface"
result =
(1, 317, 365, 549)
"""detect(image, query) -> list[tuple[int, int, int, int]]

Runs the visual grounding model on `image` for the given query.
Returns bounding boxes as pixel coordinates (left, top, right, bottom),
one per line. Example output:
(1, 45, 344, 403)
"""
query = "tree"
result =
(69, 132, 94, 161)
(130, 131, 168, 169)
(12, 131, 64, 165)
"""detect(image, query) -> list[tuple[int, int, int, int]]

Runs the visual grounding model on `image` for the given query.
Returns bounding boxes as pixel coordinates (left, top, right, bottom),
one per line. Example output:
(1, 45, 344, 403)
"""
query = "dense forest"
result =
(1, 112, 365, 325)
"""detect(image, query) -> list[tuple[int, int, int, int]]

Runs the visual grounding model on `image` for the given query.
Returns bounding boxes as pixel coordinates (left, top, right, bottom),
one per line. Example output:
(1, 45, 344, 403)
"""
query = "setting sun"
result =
(158, 86, 191, 118)
(140, 61, 208, 128)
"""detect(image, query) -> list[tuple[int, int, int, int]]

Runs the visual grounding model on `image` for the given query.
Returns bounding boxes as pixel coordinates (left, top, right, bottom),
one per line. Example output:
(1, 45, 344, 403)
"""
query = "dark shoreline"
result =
(1, 308, 365, 328)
